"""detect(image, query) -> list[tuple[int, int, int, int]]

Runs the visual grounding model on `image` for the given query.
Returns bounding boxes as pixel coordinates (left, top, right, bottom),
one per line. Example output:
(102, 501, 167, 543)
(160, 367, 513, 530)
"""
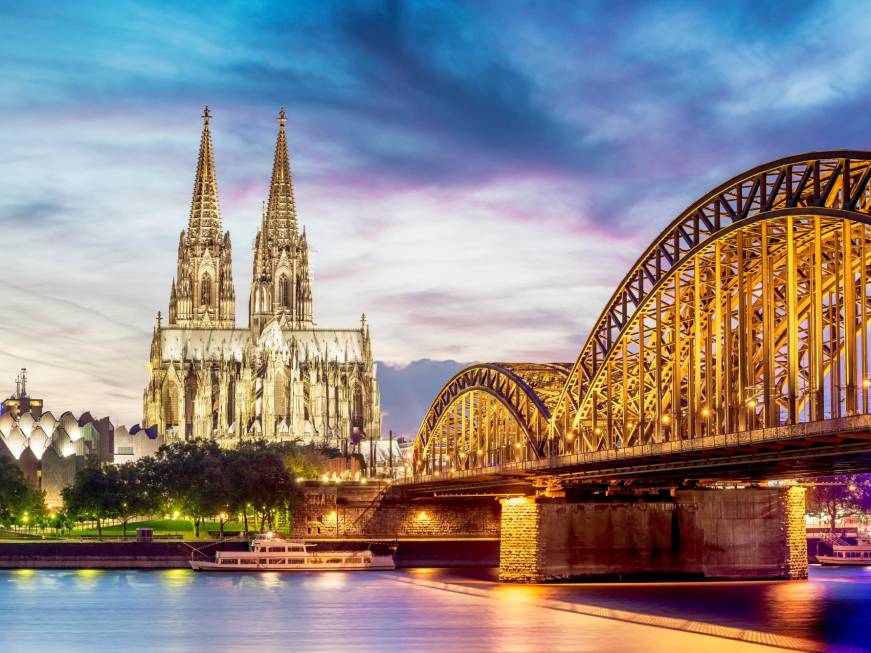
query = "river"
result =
(0, 566, 868, 652)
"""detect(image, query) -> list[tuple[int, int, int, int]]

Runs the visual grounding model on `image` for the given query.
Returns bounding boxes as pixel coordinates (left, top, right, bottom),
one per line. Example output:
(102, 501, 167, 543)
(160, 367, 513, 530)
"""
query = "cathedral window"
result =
(201, 273, 212, 306)
(278, 275, 290, 308)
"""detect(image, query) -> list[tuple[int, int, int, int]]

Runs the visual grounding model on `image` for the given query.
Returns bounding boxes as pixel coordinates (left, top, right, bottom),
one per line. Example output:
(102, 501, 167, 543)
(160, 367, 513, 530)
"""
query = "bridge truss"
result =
(412, 152, 871, 482)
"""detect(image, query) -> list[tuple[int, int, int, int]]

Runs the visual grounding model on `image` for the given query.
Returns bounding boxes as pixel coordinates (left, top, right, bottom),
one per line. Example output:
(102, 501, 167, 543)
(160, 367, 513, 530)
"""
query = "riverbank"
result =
(0, 539, 500, 569)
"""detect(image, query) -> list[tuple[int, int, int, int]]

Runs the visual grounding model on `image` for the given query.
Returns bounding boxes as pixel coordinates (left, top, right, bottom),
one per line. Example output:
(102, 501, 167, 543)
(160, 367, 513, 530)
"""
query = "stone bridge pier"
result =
(499, 486, 808, 582)
(290, 482, 807, 581)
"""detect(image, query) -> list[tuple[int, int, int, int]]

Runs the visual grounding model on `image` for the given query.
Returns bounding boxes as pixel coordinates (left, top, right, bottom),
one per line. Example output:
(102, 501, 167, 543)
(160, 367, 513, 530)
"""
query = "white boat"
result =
(817, 537, 871, 565)
(190, 534, 395, 572)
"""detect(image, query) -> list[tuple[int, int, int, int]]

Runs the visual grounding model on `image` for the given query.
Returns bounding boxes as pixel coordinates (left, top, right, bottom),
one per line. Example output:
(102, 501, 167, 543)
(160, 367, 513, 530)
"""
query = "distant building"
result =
(142, 108, 381, 451)
(0, 370, 162, 507)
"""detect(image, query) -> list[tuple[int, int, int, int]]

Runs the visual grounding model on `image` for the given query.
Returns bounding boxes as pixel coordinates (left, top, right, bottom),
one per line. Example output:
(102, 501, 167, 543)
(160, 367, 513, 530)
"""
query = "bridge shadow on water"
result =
(404, 565, 871, 652)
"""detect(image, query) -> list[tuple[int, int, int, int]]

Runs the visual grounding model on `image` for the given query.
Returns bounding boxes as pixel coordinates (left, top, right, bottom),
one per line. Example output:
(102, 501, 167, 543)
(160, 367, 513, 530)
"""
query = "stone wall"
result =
(498, 499, 541, 582)
(291, 482, 500, 539)
(499, 487, 808, 583)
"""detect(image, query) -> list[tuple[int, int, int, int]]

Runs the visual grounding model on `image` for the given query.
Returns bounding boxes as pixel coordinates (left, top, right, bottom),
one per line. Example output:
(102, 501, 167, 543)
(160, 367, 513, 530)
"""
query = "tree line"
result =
(60, 440, 329, 537)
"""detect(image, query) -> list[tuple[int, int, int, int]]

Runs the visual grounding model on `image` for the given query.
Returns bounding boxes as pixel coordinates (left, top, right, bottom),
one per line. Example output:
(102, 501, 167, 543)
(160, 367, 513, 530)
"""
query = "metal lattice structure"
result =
(413, 364, 570, 474)
(412, 152, 871, 480)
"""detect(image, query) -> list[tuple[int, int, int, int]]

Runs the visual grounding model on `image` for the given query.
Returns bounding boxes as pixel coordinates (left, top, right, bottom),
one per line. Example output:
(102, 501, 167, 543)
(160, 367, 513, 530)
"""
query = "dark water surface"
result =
(0, 566, 868, 652)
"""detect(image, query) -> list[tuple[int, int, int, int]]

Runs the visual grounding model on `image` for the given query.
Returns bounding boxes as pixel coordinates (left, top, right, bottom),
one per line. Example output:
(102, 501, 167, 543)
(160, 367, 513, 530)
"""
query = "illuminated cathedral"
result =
(143, 108, 381, 450)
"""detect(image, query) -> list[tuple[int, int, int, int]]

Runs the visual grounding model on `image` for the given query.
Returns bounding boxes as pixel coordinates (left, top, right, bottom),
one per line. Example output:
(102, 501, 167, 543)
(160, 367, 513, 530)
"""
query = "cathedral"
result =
(143, 108, 381, 450)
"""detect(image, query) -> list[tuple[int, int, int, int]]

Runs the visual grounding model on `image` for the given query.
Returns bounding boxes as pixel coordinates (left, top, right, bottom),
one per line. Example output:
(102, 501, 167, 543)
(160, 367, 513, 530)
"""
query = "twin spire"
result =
(265, 107, 298, 246)
(187, 106, 222, 244)
(175, 106, 311, 332)
(188, 106, 298, 248)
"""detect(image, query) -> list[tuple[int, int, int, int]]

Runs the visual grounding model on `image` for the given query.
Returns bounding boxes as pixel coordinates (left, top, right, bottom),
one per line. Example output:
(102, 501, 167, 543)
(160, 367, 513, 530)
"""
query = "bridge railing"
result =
(398, 413, 871, 485)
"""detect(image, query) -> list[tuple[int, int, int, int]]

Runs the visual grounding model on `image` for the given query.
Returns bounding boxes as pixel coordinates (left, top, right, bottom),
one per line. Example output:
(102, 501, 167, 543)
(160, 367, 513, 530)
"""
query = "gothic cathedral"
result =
(143, 108, 381, 450)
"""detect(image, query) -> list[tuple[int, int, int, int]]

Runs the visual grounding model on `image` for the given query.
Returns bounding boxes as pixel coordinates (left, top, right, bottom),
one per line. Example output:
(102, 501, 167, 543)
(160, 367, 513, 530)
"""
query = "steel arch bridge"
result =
(410, 152, 871, 485)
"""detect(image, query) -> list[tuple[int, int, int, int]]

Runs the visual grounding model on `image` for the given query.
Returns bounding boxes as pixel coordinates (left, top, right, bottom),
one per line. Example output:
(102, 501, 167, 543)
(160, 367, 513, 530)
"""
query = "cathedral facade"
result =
(143, 108, 380, 450)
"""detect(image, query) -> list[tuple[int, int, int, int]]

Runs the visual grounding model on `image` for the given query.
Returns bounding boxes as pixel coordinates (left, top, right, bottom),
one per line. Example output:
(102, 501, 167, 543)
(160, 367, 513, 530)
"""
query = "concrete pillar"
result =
(498, 487, 807, 583)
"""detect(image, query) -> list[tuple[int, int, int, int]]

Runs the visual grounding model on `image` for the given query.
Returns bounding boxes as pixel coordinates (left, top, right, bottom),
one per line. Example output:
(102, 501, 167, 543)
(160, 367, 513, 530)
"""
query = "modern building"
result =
(143, 108, 381, 451)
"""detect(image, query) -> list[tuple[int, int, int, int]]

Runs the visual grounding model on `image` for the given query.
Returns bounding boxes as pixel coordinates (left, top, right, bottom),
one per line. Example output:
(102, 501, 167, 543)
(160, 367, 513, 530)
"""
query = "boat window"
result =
(347, 557, 361, 563)
(240, 559, 257, 564)
(326, 558, 342, 564)
(268, 547, 285, 552)
(221, 559, 238, 564)
(309, 558, 322, 564)
(269, 559, 284, 564)
(288, 559, 303, 564)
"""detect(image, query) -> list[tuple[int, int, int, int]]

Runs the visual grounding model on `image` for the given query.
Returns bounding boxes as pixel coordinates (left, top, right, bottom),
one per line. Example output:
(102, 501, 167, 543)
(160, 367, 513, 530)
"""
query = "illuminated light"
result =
(594, 427, 602, 435)
(327, 511, 337, 521)
(503, 496, 530, 505)
(477, 449, 483, 455)
(864, 378, 871, 389)
(566, 434, 574, 441)
(661, 414, 672, 425)
(266, 531, 273, 538)
(361, 478, 367, 485)
(434, 471, 441, 476)
(415, 510, 429, 522)
(322, 474, 328, 482)
(219, 513, 228, 520)
(701, 407, 711, 417)
(747, 398, 758, 409)
(515, 442, 522, 449)
(172, 511, 180, 519)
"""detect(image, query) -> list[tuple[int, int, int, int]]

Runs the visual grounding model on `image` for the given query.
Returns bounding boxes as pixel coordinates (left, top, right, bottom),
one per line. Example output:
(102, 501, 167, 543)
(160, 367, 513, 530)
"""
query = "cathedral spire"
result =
(265, 107, 297, 245)
(188, 106, 222, 245)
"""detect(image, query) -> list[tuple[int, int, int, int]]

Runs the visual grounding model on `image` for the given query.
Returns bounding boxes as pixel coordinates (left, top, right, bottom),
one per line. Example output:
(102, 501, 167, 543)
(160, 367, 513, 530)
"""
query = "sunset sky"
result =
(2, 0, 871, 434)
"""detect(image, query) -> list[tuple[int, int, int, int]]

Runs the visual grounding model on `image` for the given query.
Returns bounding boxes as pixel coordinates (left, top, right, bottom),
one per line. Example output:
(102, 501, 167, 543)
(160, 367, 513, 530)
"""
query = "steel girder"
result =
(412, 363, 570, 476)
(552, 153, 871, 440)
(410, 151, 871, 480)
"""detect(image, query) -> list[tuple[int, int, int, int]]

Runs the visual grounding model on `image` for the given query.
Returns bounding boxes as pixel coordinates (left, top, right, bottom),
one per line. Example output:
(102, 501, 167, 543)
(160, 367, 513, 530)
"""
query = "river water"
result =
(0, 566, 868, 652)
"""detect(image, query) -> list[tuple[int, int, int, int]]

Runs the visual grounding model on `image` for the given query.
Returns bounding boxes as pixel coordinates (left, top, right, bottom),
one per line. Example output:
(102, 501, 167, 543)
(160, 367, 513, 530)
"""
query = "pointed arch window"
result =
(278, 274, 291, 308)
(201, 273, 212, 306)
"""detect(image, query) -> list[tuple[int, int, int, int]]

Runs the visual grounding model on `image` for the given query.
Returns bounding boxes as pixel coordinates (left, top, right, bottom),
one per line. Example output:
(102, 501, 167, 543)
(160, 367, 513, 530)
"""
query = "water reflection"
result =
(159, 568, 195, 589)
(72, 568, 103, 590)
(0, 567, 868, 652)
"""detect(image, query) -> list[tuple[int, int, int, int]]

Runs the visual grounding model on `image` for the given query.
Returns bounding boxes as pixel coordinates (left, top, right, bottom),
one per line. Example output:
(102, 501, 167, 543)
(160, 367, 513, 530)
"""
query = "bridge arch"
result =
(412, 363, 570, 476)
(412, 152, 871, 480)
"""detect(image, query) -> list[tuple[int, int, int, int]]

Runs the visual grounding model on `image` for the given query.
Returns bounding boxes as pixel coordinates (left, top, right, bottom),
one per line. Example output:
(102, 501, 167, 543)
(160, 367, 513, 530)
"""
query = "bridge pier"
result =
(499, 486, 807, 582)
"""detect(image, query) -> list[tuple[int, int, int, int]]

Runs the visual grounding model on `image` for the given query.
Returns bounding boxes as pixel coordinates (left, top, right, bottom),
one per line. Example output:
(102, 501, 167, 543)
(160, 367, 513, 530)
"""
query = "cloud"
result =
(3, 0, 871, 429)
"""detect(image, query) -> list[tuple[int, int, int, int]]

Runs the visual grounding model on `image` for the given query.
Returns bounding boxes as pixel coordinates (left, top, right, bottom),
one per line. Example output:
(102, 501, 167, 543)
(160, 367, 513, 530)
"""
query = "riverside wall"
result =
(0, 539, 498, 569)
(291, 482, 501, 539)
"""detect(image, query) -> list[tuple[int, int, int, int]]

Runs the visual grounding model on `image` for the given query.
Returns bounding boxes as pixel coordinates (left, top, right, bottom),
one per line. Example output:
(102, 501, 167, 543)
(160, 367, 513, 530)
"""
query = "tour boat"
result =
(189, 533, 395, 572)
(817, 537, 871, 565)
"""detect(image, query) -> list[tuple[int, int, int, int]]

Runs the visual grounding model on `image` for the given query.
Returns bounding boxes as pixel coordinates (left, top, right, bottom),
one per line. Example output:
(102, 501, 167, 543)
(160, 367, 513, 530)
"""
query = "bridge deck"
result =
(400, 414, 871, 492)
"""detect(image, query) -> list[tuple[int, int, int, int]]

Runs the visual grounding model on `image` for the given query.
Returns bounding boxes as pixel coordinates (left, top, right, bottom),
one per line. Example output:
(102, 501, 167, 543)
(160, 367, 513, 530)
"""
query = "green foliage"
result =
(0, 455, 46, 526)
(60, 440, 320, 537)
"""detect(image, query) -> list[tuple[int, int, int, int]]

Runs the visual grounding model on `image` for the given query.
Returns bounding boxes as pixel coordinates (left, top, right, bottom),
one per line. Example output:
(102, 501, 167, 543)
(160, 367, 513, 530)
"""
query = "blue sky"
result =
(2, 0, 870, 434)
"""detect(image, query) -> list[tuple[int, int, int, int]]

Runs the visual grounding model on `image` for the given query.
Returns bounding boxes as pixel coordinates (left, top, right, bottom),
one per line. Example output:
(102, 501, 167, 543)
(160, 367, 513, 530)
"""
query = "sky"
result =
(2, 0, 871, 435)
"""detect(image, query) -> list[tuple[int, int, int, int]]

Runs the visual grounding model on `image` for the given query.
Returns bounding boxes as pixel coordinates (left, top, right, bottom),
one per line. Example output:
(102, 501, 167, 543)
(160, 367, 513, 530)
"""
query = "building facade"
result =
(143, 108, 381, 450)
(0, 370, 138, 508)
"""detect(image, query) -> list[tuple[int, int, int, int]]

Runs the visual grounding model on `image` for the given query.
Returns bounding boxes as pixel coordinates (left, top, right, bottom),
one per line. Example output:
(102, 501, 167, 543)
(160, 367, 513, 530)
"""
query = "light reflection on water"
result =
(0, 566, 868, 652)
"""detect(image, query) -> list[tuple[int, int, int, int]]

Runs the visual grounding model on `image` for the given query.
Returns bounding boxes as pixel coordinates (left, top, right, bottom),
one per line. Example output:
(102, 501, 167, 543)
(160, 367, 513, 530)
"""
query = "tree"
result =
(103, 461, 161, 537)
(0, 454, 45, 524)
(806, 475, 871, 532)
(62, 461, 113, 536)
(154, 440, 229, 537)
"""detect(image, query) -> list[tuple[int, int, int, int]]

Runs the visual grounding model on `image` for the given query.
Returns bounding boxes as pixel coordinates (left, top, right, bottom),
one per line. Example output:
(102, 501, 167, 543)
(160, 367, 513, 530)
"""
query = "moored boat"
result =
(817, 537, 871, 565)
(190, 533, 395, 571)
